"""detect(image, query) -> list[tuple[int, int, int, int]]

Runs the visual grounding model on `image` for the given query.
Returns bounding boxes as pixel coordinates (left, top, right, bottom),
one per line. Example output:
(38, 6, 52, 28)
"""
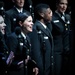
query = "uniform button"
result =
(51, 56, 53, 58)
(65, 24, 67, 26)
(66, 28, 68, 30)
(6, 51, 9, 54)
(28, 49, 29, 52)
(51, 63, 54, 65)
(25, 65, 27, 68)
(5, 71, 8, 73)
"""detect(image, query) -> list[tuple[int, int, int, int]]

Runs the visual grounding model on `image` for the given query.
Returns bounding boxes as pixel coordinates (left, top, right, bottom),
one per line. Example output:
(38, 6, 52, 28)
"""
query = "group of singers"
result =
(0, 0, 71, 75)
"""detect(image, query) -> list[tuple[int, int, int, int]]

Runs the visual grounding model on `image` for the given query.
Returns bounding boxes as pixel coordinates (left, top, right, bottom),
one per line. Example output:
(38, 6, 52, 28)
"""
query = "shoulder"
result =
(52, 12, 62, 24)
(52, 12, 60, 20)
(33, 21, 42, 29)
(7, 32, 17, 40)
(5, 7, 16, 16)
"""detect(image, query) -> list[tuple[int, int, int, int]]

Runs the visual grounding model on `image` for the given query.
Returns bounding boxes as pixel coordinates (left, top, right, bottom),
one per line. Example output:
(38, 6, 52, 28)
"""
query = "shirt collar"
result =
(38, 21, 47, 29)
(21, 32, 26, 39)
(55, 10, 65, 17)
(15, 6, 23, 13)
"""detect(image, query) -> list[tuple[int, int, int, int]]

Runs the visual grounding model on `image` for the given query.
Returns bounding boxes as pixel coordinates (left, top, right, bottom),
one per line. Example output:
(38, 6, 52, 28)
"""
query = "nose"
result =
(31, 22, 34, 25)
(4, 23, 6, 26)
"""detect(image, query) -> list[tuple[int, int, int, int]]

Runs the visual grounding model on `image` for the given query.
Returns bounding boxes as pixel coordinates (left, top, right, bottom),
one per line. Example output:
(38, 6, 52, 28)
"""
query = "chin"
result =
(30, 31, 32, 32)
(29, 30, 32, 32)
(2, 32, 5, 35)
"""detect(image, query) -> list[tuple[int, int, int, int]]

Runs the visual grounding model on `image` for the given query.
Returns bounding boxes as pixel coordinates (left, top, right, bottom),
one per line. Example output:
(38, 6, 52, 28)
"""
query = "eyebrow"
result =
(0, 21, 4, 24)
(60, 2, 68, 4)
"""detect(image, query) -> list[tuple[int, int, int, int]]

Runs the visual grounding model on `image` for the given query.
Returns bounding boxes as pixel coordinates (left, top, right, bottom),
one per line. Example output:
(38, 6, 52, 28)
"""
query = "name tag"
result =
(44, 36, 48, 39)
(53, 20, 59, 23)
(20, 43, 23, 46)
(37, 31, 42, 34)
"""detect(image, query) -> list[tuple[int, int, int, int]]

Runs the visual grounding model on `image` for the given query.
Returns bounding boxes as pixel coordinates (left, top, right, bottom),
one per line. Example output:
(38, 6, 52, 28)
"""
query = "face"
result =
(0, 16, 6, 35)
(43, 8, 53, 22)
(20, 16, 33, 34)
(13, 0, 25, 9)
(57, 0, 68, 13)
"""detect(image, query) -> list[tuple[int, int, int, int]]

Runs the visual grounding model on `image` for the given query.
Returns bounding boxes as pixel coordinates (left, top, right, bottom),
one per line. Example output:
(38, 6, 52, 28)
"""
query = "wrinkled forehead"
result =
(59, 0, 68, 4)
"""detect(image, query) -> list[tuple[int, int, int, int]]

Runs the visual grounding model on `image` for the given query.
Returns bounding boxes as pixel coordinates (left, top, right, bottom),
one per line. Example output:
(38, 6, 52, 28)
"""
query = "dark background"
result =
(3, 0, 74, 74)
(1, 0, 75, 74)
(1, 0, 56, 10)
(2, 0, 71, 13)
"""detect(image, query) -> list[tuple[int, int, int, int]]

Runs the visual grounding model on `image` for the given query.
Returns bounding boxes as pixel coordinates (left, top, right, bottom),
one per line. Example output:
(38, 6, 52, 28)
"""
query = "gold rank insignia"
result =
(65, 24, 67, 26)
(66, 28, 68, 30)
(6, 51, 9, 54)
(27, 49, 29, 52)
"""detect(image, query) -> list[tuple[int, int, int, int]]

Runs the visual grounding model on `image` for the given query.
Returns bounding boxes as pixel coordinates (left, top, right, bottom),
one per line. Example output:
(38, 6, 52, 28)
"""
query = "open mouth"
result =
(2, 28, 5, 33)
(28, 25, 32, 29)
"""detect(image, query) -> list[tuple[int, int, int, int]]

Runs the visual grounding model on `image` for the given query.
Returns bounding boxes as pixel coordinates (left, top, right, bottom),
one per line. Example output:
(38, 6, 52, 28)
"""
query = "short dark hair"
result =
(34, 3, 50, 20)
(16, 11, 31, 26)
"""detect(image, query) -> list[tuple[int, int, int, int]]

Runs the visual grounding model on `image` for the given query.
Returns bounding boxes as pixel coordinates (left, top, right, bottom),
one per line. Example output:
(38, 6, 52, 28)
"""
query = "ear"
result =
(19, 21, 23, 27)
(40, 13, 44, 18)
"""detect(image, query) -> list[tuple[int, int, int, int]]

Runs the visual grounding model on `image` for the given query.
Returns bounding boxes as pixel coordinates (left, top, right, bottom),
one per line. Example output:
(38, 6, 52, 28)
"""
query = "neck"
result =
(40, 19, 45, 25)
(21, 30, 27, 35)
